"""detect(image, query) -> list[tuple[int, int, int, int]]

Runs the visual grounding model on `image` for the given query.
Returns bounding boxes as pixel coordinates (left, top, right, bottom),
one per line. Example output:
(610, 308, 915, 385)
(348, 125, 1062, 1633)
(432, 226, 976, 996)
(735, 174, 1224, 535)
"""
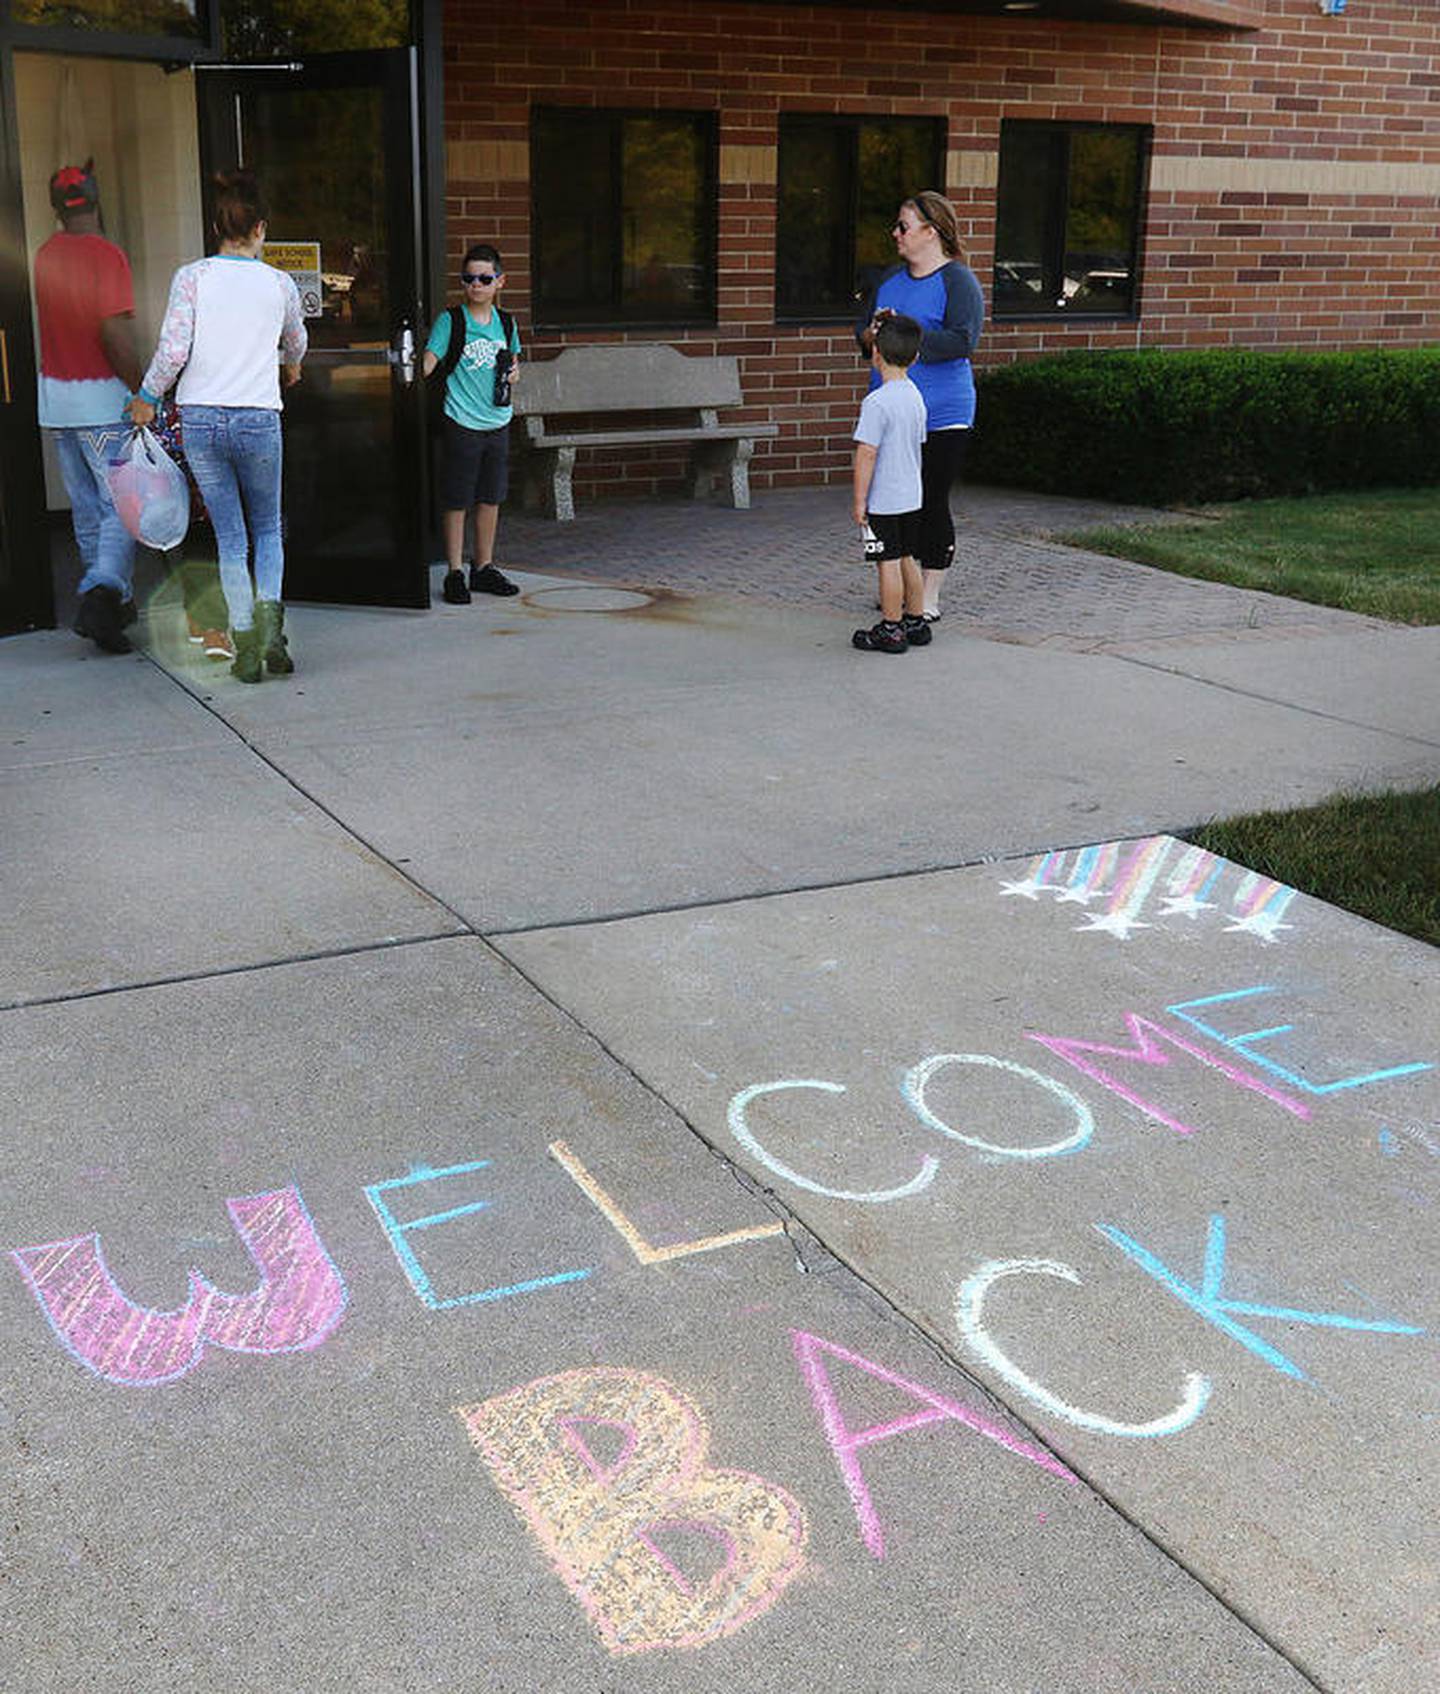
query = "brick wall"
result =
(442, 0, 1440, 497)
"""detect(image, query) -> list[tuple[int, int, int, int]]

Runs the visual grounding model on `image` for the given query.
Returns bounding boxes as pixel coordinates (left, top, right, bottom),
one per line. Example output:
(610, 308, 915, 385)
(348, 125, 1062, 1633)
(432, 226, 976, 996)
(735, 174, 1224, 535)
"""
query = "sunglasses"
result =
(461, 271, 499, 285)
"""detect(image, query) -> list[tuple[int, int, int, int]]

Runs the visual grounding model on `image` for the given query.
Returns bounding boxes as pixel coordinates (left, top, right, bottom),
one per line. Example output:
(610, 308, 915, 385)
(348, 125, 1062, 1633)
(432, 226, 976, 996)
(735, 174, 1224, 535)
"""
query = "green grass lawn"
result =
(1185, 786, 1440, 948)
(1056, 486, 1440, 623)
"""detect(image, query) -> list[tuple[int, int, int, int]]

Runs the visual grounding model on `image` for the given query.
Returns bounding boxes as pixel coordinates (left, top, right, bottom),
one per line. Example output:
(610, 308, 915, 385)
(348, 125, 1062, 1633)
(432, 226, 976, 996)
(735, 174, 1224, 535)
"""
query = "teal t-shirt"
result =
(426, 304, 519, 431)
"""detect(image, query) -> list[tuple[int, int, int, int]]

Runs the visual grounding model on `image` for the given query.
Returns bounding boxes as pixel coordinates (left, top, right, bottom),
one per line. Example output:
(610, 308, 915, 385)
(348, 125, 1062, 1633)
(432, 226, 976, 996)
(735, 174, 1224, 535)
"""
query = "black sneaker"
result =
(469, 563, 519, 596)
(73, 585, 133, 654)
(852, 619, 908, 654)
(441, 568, 471, 605)
(902, 615, 932, 647)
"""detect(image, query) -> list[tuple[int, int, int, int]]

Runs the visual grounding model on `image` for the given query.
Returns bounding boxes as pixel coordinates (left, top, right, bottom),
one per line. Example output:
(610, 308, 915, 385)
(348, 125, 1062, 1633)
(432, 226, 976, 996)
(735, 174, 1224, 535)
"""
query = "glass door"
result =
(0, 59, 49, 636)
(197, 49, 429, 608)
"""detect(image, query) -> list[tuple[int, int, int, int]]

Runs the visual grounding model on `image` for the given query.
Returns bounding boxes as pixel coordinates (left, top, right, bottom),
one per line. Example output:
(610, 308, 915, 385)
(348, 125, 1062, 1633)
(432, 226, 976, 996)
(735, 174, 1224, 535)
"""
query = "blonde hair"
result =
(905, 190, 965, 263)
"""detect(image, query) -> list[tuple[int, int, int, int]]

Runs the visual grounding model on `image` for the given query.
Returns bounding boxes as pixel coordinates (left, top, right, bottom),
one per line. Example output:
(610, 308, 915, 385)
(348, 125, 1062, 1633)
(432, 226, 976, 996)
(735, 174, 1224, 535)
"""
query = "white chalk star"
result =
(1054, 884, 1104, 905)
(1159, 894, 1214, 919)
(998, 876, 1050, 900)
(1076, 912, 1151, 940)
(1224, 911, 1292, 943)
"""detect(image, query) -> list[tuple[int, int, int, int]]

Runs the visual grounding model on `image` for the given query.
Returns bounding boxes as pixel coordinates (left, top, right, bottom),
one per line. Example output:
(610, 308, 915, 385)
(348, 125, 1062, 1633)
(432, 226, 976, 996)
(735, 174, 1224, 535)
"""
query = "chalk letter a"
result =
(457, 1368, 806, 1654)
(790, 1330, 1076, 1558)
(11, 1186, 348, 1386)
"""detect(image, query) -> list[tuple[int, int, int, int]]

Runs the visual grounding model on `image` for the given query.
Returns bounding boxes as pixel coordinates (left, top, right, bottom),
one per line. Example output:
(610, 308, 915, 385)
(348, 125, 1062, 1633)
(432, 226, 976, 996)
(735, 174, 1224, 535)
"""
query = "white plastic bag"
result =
(106, 426, 191, 551)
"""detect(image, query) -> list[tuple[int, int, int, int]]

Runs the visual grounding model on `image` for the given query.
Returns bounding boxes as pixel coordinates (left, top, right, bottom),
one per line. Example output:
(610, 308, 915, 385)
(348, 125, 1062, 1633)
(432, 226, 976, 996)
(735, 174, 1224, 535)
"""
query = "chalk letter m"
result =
(1026, 1012, 1309, 1137)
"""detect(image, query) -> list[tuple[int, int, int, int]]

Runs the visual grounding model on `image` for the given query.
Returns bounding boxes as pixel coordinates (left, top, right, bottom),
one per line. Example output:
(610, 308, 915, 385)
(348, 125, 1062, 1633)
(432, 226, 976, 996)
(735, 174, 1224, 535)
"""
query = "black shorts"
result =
(440, 417, 510, 509)
(867, 509, 923, 561)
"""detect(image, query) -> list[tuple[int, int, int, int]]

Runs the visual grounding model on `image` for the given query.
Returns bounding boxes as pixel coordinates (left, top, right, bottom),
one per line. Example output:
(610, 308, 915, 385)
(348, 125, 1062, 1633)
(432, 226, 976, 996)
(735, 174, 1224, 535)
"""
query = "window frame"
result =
(774, 112, 948, 327)
(529, 104, 719, 333)
(991, 118, 1151, 323)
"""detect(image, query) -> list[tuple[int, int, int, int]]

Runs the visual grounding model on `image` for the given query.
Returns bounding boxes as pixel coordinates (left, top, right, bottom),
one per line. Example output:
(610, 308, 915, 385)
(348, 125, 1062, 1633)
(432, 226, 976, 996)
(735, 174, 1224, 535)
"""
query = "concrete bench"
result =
(513, 344, 779, 521)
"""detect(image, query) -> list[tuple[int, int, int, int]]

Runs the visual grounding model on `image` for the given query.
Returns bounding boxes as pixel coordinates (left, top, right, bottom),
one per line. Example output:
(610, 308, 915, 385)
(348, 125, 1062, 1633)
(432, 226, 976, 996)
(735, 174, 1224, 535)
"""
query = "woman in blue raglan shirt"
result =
(857, 190, 984, 621)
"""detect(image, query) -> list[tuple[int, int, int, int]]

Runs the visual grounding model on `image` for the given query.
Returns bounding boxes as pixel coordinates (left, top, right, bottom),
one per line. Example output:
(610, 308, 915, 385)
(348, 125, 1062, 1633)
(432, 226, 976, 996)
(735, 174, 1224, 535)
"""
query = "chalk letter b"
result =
(457, 1368, 807, 1654)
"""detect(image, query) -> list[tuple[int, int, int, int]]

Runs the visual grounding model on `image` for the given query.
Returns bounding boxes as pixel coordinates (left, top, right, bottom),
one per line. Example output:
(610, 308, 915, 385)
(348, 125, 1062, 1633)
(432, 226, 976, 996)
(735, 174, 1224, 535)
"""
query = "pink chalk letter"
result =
(1026, 1012, 1310, 1137)
(11, 1185, 348, 1386)
(790, 1330, 1076, 1558)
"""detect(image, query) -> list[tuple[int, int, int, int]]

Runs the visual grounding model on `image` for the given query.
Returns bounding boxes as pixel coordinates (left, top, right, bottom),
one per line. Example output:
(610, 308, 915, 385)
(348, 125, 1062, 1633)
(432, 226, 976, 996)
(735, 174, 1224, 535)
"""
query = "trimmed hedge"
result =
(967, 347, 1440, 505)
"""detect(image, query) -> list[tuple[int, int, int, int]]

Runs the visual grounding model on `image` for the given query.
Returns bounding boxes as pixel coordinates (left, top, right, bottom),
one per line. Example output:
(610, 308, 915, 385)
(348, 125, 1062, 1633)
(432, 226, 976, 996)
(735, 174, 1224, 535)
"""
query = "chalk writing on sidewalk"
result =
(364, 1158, 592, 1309)
(956, 1256, 1213, 1439)
(728, 981, 1430, 1189)
(10, 1186, 347, 1386)
(548, 1138, 785, 1262)
(791, 1329, 1076, 1557)
(457, 1368, 807, 1654)
(1096, 1212, 1425, 1383)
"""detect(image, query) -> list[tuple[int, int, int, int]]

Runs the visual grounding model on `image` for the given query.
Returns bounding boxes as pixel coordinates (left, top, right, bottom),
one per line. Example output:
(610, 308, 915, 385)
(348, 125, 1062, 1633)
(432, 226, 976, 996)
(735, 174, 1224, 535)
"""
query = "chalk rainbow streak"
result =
(11, 1186, 347, 1387)
(1166, 844, 1224, 901)
(549, 1140, 784, 1264)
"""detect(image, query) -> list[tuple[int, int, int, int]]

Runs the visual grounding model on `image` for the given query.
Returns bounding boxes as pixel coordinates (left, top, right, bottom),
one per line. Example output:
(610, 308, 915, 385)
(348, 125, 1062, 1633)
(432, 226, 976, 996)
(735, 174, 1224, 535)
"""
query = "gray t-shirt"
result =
(853, 375, 927, 514)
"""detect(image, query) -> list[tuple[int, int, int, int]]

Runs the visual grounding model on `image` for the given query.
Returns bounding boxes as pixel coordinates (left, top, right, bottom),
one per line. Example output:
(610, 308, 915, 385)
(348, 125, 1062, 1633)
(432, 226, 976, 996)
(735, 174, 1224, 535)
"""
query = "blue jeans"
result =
(180, 406, 284, 632)
(49, 425, 136, 599)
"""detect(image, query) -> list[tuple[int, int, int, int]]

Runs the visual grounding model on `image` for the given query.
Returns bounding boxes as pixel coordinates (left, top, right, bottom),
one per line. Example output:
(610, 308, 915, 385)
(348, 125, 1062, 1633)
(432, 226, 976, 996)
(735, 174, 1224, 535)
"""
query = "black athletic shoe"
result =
(902, 615, 932, 647)
(852, 619, 908, 654)
(469, 563, 520, 596)
(441, 568, 471, 605)
(73, 585, 133, 654)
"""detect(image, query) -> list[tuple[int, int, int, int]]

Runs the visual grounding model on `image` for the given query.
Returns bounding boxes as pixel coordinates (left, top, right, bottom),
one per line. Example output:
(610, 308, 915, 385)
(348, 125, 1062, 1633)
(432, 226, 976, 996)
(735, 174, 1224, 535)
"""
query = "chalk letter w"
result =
(11, 1186, 348, 1386)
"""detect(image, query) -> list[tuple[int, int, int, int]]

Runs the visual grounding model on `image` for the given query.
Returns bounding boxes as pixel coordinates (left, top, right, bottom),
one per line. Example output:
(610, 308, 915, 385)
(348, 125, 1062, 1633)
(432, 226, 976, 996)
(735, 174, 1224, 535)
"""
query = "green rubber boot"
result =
(255, 599, 294, 675)
(230, 626, 263, 684)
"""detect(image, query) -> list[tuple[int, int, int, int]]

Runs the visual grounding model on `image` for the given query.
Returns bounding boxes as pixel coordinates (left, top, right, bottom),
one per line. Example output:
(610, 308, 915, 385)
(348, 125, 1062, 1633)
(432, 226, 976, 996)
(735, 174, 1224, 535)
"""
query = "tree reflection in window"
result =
(11, 0, 200, 36)
(222, 0, 409, 57)
(994, 121, 1148, 318)
(533, 108, 716, 327)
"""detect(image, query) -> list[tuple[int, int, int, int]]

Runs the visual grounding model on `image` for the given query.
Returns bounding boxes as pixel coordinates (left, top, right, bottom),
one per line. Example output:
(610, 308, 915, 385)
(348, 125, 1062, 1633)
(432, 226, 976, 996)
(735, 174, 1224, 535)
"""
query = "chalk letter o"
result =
(727, 1080, 938, 1204)
(904, 1053, 1094, 1160)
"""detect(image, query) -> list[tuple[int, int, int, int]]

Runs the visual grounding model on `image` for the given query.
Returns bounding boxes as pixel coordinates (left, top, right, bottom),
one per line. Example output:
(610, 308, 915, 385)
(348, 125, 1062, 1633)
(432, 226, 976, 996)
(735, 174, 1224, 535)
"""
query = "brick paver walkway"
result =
(500, 483, 1387, 653)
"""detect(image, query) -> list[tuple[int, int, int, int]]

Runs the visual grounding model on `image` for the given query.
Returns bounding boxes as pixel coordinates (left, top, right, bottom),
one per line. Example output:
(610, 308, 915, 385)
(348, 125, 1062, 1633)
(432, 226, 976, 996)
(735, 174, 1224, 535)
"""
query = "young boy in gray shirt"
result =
(851, 311, 929, 653)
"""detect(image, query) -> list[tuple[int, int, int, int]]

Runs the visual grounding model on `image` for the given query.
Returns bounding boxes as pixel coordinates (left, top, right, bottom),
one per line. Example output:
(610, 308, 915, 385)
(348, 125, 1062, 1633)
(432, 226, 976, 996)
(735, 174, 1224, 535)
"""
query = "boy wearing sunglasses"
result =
(423, 243, 521, 603)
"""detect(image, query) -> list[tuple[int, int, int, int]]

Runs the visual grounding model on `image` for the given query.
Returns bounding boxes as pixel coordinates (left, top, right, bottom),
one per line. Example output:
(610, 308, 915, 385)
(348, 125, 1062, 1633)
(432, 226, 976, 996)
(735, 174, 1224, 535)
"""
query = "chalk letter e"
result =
(457, 1368, 807, 1654)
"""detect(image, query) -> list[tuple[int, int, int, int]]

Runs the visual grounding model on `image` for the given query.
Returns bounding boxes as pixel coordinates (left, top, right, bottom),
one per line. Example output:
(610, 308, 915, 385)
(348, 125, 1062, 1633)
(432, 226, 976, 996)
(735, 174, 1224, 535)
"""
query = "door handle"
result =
(0, 328, 10, 405)
(389, 321, 415, 387)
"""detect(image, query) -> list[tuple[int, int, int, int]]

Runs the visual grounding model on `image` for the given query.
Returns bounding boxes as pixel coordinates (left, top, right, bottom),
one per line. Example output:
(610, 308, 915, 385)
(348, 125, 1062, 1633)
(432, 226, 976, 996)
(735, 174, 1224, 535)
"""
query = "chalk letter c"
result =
(956, 1257, 1209, 1439)
(728, 1080, 938, 1204)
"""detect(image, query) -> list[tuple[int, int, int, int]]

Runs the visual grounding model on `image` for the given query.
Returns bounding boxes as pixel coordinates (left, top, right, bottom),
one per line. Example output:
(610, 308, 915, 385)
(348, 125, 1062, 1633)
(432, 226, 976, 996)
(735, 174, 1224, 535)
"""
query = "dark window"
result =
(776, 116, 946, 322)
(531, 108, 717, 328)
(993, 121, 1148, 318)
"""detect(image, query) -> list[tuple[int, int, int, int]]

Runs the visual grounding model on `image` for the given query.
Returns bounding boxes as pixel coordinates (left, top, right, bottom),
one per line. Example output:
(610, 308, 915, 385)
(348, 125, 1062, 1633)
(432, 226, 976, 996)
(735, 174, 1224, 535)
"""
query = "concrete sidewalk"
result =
(4, 487, 1439, 1693)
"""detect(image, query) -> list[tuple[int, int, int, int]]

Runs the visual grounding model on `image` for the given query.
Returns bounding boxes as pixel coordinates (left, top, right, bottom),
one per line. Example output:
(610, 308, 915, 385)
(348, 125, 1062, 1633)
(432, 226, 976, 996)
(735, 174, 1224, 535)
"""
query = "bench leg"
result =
(690, 437, 755, 509)
(524, 446, 578, 520)
(550, 446, 577, 521)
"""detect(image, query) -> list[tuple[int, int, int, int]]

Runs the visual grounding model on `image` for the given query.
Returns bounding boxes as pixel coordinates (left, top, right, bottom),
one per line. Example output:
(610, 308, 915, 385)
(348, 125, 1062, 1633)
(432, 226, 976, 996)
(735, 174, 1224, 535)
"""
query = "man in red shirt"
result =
(34, 162, 143, 653)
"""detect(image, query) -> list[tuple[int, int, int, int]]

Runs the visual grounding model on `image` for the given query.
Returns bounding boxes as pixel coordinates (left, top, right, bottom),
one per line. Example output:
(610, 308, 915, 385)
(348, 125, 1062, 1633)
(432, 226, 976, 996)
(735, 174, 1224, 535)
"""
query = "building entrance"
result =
(1, 31, 435, 636)
(197, 50, 429, 608)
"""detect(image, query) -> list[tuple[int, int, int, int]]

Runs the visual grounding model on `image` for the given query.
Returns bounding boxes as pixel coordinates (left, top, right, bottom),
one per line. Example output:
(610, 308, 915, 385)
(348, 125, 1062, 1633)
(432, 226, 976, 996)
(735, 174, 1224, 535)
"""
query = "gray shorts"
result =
(440, 417, 509, 509)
